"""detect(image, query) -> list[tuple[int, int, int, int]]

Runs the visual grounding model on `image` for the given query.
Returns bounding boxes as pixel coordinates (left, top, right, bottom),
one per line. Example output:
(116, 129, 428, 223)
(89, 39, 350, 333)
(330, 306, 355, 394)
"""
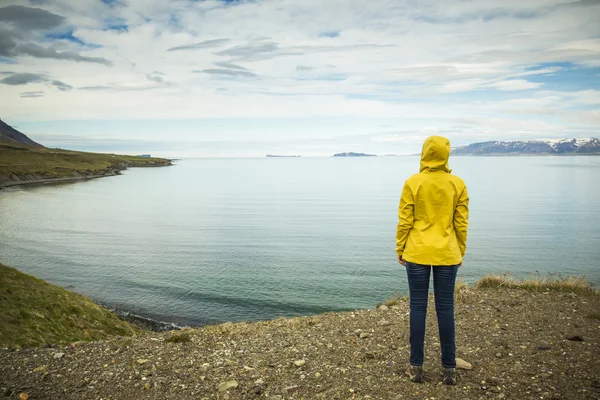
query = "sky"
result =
(0, 0, 599, 157)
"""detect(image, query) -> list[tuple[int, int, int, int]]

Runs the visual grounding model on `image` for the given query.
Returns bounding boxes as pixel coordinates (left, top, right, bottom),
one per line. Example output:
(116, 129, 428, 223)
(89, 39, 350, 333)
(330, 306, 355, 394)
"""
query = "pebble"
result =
(53, 352, 65, 359)
(136, 359, 150, 365)
(456, 346, 469, 355)
(359, 332, 371, 339)
(282, 385, 299, 394)
(488, 377, 500, 386)
(537, 341, 551, 350)
(378, 320, 391, 327)
(248, 384, 266, 395)
(495, 352, 502, 358)
(269, 396, 283, 400)
(565, 333, 584, 341)
(255, 379, 264, 384)
(378, 305, 389, 311)
(294, 359, 306, 367)
(218, 380, 238, 392)
(456, 358, 472, 370)
(497, 394, 505, 399)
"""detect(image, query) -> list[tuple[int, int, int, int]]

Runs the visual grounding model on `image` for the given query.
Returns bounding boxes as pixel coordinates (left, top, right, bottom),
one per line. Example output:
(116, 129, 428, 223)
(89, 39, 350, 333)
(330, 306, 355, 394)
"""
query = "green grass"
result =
(0, 263, 140, 348)
(0, 143, 171, 185)
(475, 274, 598, 296)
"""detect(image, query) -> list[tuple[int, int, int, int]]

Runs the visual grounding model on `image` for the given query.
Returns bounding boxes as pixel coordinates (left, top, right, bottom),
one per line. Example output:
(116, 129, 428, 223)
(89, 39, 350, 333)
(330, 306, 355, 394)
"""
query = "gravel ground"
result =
(1, 287, 598, 400)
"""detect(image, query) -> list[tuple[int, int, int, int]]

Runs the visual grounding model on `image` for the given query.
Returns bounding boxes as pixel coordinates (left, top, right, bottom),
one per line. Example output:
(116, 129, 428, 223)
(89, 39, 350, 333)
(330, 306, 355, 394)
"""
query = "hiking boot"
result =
(409, 365, 424, 383)
(442, 367, 457, 385)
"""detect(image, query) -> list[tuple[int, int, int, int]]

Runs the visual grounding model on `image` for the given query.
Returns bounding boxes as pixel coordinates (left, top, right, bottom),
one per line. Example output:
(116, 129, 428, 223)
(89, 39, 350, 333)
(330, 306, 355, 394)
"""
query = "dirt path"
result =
(1, 287, 598, 400)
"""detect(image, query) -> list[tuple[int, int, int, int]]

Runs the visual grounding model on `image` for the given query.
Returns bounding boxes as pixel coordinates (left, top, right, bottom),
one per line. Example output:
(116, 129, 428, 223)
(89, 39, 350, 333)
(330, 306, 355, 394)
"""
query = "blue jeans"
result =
(406, 262, 458, 368)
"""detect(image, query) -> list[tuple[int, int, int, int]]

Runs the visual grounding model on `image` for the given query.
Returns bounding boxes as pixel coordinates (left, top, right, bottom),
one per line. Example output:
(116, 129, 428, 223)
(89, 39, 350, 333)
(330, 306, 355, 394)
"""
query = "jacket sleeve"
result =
(396, 182, 414, 257)
(453, 185, 469, 257)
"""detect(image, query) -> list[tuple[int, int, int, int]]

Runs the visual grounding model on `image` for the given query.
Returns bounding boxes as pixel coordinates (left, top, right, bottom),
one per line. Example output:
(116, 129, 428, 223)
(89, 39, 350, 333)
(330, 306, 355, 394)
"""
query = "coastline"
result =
(1, 273, 598, 399)
(0, 160, 173, 190)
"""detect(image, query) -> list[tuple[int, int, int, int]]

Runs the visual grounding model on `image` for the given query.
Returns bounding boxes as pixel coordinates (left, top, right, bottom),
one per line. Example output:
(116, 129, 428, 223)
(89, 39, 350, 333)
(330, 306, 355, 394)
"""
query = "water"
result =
(1, 156, 599, 326)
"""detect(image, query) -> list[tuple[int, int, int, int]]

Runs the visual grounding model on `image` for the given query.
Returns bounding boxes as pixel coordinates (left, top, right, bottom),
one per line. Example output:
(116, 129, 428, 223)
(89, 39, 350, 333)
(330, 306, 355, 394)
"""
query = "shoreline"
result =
(1, 280, 598, 399)
(0, 162, 173, 190)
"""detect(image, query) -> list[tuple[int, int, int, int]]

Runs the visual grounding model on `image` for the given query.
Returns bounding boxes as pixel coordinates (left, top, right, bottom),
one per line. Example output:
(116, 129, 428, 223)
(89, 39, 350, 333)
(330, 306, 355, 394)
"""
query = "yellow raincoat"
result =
(396, 136, 469, 266)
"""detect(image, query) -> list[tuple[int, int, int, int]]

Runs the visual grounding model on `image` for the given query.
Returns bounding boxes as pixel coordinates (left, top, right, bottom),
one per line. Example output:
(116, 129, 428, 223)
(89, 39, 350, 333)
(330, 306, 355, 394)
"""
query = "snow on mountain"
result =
(453, 138, 600, 155)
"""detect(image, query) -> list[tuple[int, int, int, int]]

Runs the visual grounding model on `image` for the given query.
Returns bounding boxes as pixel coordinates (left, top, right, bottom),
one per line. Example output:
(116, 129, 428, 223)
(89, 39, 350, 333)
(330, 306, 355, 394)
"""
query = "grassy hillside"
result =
(0, 143, 171, 187)
(0, 263, 140, 348)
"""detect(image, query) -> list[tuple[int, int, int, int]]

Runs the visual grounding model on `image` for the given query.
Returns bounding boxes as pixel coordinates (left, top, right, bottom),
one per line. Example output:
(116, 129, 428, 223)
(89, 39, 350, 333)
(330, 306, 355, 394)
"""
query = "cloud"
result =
(195, 68, 257, 78)
(0, 5, 112, 65)
(20, 91, 45, 98)
(167, 38, 230, 52)
(0, 72, 72, 91)
(319, 31, 340, 38)
(1, 0, 599, 154)
(146, 73, 164, 83)
(486, 79, 543, 91)
(0, 5, 65, 31)
(214, 61, 250, 71)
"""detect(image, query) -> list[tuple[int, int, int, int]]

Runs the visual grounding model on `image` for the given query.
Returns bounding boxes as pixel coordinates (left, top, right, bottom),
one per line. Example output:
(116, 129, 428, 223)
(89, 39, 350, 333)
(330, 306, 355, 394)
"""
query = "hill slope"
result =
(0, 264, 139, 348)
(454, 138, 600, 155)
(0, 119, 44, 148)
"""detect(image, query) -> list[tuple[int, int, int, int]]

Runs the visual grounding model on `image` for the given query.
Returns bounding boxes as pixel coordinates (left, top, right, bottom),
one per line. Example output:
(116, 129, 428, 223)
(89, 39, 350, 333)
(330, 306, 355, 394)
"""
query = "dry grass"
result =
(475, 274, 598, 296)
(165, 332, 192, 343)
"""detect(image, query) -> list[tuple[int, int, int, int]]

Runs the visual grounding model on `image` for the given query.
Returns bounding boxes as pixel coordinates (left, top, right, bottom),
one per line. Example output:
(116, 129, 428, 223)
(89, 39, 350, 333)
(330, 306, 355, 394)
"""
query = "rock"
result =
(19, 394, 29, 400)
(456, 346, 469, 355)
(456, 358, 472, 370)
(269, 396, 283, 400)
(315, 372, 321, 378)
(248, 384, 266, 395)
(378, 304, 389, 311)
(282, 385, 299, 394)
(497, 394, 505, 399)
(244, 365, 255, 371)
(495, 352, 502, 358)
(255, 379, 264, 385)
(540, 373, 551, 379)
(488, 377, 500, 386)
(565, 333, 584, 341)
(144, 383, 151, 390)
(513, 361, 522, 370)
(378, 320, 391, 327)
(53, 352, 65, 359)
(218, 381, 239, 392)
(136, 359, 150, 365)
(359, 332, 371, 339)
(538, 341, 551, 350)
(294, 359, 306, 367)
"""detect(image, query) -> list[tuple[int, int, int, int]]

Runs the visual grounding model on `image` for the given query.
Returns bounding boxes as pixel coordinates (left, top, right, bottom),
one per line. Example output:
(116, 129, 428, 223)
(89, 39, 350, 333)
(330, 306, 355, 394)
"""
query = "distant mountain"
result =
(0, 119, 44, 148)
(453, 138, 600, 155)
(333, 152, 376, 157)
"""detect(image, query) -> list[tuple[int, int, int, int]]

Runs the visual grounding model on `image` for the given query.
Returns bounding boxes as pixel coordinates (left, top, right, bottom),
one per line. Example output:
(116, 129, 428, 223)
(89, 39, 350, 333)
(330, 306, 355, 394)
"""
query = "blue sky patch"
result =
(526, 62, 600, 91)
(45, 30, 85, 46)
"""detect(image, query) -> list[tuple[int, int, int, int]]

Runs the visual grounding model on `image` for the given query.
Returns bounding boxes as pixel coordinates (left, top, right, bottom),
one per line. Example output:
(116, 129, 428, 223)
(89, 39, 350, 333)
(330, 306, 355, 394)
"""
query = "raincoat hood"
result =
(420, 135, 452, 173)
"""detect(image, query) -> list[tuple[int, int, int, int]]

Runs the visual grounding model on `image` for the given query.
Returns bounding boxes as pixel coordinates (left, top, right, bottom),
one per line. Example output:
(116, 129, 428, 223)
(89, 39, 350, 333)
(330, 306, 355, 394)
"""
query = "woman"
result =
(396, 136, 469, 385)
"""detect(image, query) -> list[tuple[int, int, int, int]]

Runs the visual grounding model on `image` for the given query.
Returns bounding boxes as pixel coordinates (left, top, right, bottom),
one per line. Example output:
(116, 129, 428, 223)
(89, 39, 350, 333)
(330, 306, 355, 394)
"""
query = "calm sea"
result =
(1, 156, 599, 326)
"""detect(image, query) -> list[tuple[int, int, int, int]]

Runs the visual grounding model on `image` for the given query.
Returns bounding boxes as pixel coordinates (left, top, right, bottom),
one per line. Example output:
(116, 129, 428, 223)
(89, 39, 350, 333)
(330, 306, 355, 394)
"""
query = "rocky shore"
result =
(1, 286, 598, 400)
(0, 158, 172, 189)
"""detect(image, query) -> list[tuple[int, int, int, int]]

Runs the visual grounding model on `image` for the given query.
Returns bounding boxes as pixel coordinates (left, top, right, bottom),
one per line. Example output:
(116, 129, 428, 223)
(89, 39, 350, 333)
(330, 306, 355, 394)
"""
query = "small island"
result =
(333, 152, 376, 157)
